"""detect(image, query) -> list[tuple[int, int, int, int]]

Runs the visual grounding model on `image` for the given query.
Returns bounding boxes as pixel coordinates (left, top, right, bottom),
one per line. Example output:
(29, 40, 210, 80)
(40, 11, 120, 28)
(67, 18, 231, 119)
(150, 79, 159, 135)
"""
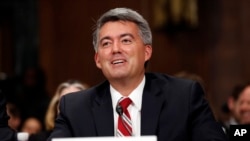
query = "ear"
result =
(94, 53, 102, 69)
(227, 96, 235, 111)
(145, 45, 152, 61)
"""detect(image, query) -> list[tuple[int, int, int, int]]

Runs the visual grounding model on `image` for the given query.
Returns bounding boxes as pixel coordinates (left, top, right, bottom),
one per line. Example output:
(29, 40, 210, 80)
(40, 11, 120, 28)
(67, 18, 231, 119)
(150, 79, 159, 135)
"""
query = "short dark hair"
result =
(92, 7, 152, 52)
(231, 82, 250, 100)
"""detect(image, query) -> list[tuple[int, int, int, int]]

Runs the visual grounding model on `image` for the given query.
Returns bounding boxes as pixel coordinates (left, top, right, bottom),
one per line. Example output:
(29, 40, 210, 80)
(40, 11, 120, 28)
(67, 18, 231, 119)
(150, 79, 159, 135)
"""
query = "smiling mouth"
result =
(111, 60, 126, 64)
(242, 112, 250, 117)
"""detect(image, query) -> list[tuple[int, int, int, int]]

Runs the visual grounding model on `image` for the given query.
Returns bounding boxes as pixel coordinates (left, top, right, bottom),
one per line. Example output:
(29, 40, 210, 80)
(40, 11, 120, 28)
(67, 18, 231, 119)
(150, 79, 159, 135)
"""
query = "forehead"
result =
(238, 86, 250, 100)
(99, 21, 139, 36)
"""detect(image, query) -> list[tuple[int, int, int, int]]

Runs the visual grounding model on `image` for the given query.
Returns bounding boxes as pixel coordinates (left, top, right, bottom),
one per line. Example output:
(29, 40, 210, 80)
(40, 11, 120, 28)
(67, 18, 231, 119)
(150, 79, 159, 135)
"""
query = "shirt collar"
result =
(111, 76, 145, 111)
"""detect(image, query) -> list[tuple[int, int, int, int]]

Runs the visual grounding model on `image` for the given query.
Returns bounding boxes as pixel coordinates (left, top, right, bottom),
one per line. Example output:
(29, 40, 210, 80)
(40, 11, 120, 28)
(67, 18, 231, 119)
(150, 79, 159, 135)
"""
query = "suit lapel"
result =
(141, 73, 166, 135)
(92, 82, 114, 136)
(91, 74, 167, 136)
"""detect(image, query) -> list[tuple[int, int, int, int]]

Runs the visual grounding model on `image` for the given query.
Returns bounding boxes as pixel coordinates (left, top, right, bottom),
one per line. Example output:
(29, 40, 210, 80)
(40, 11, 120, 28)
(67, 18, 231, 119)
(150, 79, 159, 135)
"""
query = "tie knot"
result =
(119, 97, 132, 110)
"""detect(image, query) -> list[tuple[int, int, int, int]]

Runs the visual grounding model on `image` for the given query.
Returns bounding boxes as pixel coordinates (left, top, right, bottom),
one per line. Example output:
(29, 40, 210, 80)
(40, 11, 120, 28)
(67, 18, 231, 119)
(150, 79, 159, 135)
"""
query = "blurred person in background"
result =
(28, 79, 88, 141)
(21, 117, 42, 135)
(6, 102, 22, 131)
(0, 90, 17, 141)
(45, 79, 88, 129)
(222, 82, 250, 134)
(15, 66, 50, 127)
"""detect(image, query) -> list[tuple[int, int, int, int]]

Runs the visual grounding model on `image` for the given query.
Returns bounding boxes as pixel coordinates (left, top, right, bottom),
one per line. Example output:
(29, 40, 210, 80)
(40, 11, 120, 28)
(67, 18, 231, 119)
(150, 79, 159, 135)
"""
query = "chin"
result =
(109, 73, 128, 79)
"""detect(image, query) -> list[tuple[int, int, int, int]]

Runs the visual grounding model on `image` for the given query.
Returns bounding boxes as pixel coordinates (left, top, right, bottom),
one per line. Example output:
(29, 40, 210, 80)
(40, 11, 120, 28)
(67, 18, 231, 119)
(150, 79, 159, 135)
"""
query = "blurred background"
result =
(1, 0, 250, 126)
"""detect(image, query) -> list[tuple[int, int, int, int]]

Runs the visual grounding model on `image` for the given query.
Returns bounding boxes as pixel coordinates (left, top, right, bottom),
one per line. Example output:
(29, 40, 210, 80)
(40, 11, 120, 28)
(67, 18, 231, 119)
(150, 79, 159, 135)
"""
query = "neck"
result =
(110, 74, 144, 96)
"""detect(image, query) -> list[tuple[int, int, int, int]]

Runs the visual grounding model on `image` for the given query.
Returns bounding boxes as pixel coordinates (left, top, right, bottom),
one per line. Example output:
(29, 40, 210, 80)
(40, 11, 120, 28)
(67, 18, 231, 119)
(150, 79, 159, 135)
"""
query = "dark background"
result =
(1, 0, 250, 121)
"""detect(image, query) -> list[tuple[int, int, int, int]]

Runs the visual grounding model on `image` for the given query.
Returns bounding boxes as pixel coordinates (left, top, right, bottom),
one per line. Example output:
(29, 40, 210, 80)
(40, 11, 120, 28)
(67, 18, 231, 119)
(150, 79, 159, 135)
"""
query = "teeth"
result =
(112, 60, 124, 64)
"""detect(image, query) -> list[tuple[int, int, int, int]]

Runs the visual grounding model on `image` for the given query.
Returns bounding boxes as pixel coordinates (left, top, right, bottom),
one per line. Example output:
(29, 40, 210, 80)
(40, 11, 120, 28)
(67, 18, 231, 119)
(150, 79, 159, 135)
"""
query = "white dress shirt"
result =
(110, 76, 145, 136)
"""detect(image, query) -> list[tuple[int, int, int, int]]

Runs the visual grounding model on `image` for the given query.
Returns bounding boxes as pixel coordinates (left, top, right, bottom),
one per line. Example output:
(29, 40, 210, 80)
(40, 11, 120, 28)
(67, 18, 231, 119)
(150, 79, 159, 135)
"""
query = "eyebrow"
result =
(99, 36, 111, 44)
(99, 33, 135, 43)
(120, 33, 134, 39)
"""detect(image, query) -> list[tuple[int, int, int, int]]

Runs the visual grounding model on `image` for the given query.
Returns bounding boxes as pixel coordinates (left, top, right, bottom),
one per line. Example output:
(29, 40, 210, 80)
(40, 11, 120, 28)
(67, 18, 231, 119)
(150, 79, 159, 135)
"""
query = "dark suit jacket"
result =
(0, 93, 17, 141)
(48, 73, 228, 141)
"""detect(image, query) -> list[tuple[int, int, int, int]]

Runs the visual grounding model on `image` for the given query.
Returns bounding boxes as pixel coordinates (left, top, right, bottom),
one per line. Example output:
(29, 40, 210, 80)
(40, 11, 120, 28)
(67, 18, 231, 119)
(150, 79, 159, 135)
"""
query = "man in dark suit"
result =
(0, 90, 17, 141)
(48, 8, 228, 141)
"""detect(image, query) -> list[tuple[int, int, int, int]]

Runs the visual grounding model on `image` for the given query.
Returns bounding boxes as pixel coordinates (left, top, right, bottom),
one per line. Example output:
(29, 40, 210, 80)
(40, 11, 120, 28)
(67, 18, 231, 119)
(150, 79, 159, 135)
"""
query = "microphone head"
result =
(116, 105, 123, 116)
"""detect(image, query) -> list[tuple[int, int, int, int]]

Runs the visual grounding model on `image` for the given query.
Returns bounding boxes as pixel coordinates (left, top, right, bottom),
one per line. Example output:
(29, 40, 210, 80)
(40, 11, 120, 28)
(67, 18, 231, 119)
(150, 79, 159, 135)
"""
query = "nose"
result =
(112, 41, 121, 53)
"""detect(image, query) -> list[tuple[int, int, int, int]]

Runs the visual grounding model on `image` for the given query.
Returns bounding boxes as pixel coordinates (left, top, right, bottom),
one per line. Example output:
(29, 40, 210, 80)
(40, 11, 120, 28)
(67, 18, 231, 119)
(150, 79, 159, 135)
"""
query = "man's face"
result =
(233, 86, 250, 124)
(94, 21, 152, 82)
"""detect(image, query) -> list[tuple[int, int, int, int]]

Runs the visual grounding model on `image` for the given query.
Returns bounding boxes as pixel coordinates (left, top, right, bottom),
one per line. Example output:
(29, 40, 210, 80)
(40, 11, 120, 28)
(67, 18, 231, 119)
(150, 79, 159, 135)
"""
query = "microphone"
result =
(116, 104, 123, 116)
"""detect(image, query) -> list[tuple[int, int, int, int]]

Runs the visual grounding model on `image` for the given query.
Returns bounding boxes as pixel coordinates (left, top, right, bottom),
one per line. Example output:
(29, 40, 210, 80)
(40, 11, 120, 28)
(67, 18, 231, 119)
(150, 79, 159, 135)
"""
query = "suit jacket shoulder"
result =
(142, 72, 227, 141)
(49, 80, 114, 139)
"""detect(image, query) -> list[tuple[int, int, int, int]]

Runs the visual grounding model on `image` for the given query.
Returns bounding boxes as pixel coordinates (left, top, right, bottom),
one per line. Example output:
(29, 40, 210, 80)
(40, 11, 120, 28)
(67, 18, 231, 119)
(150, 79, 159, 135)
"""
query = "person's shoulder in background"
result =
(0, 91, 17, 141)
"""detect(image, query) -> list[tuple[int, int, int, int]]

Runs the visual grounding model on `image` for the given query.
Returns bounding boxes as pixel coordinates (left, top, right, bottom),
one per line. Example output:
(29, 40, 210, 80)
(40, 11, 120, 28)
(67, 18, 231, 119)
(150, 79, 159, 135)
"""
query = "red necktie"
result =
(117, 97, 132, 136)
